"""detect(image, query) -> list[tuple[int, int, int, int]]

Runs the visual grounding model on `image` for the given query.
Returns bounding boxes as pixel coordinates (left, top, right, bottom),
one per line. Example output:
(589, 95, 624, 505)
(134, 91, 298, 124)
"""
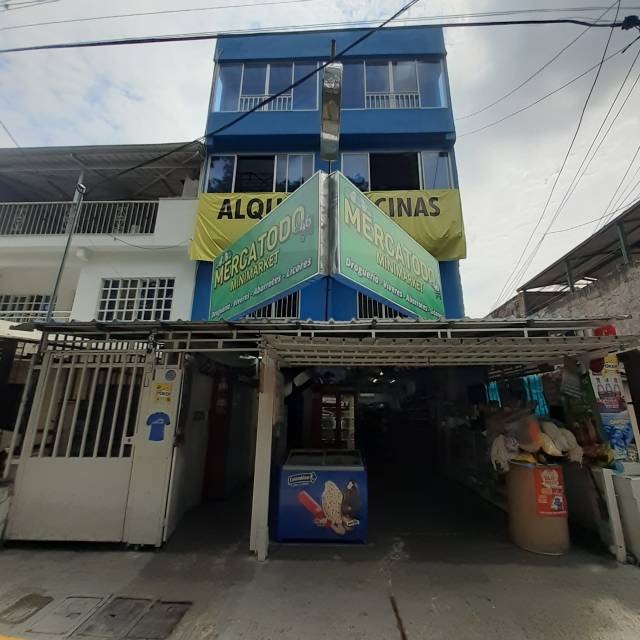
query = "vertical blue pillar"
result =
(439, 260, 465, 319)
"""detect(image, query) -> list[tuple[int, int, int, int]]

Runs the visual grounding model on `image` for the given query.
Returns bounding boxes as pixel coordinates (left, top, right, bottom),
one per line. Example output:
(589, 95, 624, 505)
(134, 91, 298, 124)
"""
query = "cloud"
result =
(1, 0, 639, 316)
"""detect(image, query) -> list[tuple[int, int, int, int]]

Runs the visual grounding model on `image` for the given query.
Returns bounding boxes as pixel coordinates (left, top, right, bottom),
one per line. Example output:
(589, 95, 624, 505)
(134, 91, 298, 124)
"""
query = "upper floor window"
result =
(341, 151, 452, 191)
(207, 154, 314, 193)
(212, 62, 318, 112)
(343, 60, 446, 110)
(98, 278, 174, 322)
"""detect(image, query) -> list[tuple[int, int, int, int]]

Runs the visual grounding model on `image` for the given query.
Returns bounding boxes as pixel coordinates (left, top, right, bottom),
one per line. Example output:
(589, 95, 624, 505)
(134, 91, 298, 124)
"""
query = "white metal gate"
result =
(7, 350, 148, 542)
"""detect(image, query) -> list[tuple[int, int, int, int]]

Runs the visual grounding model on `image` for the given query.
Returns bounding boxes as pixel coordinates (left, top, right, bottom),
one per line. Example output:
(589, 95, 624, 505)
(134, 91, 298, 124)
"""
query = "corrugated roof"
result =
(0, 141, 204, 202)
(519, 199, 640, 291)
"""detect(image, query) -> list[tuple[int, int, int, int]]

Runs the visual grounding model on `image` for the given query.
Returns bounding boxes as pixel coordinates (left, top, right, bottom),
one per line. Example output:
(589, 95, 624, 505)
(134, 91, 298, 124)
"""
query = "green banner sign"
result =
(334, 173, 444, 319)
(209, 173, 324, 320)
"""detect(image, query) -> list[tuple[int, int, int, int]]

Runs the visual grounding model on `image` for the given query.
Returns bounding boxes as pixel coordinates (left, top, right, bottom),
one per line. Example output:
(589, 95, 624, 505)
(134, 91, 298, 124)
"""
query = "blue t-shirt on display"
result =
(146, 412, 170, 442)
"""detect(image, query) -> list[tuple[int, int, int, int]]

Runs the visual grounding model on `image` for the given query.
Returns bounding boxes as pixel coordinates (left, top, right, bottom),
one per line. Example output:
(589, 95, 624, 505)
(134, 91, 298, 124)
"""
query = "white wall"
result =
(71, 250, 196, 321)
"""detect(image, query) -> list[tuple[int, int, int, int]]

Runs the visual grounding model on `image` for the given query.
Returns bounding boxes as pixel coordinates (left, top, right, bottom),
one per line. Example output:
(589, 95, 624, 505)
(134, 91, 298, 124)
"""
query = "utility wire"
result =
(492, 1, 623, 309)
(4, 5, 640, 34)
(0, 0, 316, 33)
(457, 34, 640, 137)
(2, 16, 638, 55)
(0, 116, 19, 147)
(456, 22, 594, 120)
(84, 0, 424, 195)
(536, 39, 640, 232)
(608, 159, 640, 211)
(548, 192, 640, 233)
(0, 0, 60, 10)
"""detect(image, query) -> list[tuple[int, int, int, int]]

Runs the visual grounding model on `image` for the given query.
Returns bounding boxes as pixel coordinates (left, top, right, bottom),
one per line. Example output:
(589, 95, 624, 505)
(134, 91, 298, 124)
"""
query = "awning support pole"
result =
(564, 260, 576, 293)
(616, 222, 630, 265)
(249, 351, 277, 561)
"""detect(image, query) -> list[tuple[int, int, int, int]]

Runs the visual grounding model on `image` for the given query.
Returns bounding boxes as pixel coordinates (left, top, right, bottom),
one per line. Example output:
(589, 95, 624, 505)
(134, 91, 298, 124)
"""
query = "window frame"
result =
(96, 277, 176, 323)
(212, 61, 319, 112)
(341, 59, 447, 111)
(341, 150, 452, 190)
(205, 153, 315, 193)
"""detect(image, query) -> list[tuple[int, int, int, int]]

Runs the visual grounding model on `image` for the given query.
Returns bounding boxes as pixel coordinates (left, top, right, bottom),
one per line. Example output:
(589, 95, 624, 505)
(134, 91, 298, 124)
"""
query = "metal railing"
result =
(0, 309, 71, 323)
(239, 94, 292, 112)
(365, 92, 420, 109)
(0, 200, 158, 236)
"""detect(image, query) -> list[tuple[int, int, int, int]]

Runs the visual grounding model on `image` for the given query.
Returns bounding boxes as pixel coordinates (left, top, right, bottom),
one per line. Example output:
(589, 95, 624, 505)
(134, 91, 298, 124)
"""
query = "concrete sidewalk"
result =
(1, 482, 640, 640)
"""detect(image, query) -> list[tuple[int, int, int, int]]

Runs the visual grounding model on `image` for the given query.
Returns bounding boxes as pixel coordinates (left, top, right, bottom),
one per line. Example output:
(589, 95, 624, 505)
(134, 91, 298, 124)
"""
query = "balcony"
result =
(365, 92, 420, 109)
(0, 200, 158, 236)
(239, 94, 292, 112)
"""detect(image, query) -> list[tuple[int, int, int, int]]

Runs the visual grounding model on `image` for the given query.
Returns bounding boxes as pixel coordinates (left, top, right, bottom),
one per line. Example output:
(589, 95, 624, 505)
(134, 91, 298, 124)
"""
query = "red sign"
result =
(533, 466, 567, 517)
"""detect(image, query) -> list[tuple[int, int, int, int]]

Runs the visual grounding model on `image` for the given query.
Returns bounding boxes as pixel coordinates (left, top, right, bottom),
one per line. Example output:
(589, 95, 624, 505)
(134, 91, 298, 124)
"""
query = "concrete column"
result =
(249, 352, 277, 561)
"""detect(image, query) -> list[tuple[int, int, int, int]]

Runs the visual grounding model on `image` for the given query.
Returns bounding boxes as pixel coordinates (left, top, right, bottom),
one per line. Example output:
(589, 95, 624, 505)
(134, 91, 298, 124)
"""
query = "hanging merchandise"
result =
(589, 355, 638, 462)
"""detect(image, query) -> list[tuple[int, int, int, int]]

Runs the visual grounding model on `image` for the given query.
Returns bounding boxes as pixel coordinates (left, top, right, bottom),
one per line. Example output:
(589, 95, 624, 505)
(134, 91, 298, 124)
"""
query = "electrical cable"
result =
(456, 21, 595, 120)
(457, 34, 640, 137)
(2, 16, 638, 55)
(4, 5, 640, 34)
(0, 116, 19, 147)
(85, 0, 425, 195)
(110, 236, 192, 250)
(0, 0, 60, 10)
(594, 140, 640, 229)
(0, 0, 317, 33)
(491, 1, 623, 310)
(608, 159, 640, 210)
(534, 38, 640, 235)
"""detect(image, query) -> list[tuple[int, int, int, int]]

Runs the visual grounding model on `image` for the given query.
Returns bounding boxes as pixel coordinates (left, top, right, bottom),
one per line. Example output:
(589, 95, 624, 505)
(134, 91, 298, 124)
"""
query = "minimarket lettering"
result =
(213, 205, 306, 289)
(343, 197, 441, 293)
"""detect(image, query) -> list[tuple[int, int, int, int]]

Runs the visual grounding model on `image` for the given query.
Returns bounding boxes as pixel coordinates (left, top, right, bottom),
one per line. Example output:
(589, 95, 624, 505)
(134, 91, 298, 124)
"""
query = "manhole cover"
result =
(29, 597, 104, 635)
(73, 598, 151, 639)
(126, 602, 191, 640)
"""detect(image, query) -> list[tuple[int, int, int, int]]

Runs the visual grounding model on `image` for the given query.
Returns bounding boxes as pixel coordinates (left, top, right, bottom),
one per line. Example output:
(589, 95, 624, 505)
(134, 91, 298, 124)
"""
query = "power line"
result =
(85, 0, 425, 195)
(0, 0, 60, 10)
(0, 0, 316, 33)
(457, 34, 640, 137)
(491, 1, 623, 310)
(4, 5, 640, 34)
(547, 192, 640, 233)
(2, 16, 638, 55)
(0, 116, 19, 147)
(535, 39, 640, 232)
(456, 23, 594, 120)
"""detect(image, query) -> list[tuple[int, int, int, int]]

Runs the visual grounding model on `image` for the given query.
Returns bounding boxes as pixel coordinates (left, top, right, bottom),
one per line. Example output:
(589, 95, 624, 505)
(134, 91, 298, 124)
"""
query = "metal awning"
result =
(16, 317, 638, 373)
(519, 199, 640, 291)
(0, 141, 203, 201)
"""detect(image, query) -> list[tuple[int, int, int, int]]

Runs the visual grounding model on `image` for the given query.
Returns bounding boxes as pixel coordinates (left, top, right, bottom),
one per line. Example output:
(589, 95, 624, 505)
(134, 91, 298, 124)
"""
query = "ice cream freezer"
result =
(276, 449, 368, 542)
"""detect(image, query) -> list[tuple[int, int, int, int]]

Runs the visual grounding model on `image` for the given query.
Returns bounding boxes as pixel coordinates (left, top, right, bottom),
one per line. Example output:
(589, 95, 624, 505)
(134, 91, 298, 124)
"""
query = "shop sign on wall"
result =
(332, 172, 445, 320)
(590, 354, 638, 461)
(209, 172, 326, 321)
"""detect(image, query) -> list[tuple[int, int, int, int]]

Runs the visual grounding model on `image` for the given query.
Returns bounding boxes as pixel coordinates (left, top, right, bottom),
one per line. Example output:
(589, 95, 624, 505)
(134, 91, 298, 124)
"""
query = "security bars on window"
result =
(97, 278, 175, 322)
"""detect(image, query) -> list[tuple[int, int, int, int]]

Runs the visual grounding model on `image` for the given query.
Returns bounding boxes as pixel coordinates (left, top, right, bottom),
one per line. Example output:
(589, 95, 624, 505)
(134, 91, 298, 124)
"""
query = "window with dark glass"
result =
(421, 151, 452, 188)
(207, 156, 235, 192)
(234, 156, 275, 192)
(275, 154, 314, 192)
(391, 61, 418, 93)
(342, 153, 369, 191)
(213, 64, 241, 111)
(342, 62, 365, 108)
(370, 153, 420, 190)
(292, 62, 318, 109)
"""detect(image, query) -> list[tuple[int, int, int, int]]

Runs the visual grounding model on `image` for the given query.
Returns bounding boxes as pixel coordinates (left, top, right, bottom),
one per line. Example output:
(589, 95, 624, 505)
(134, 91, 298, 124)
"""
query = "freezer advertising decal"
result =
(333, 172, 445, 320)
(533, 466, 567, 517)
(209, 173, 325, 321)
(277, 470, 368, 541)
(590, 355, 638, 461)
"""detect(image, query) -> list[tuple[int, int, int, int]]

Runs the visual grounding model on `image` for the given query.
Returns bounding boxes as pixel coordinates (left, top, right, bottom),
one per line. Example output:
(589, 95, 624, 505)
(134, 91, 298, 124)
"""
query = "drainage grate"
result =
(72, 598, 152, 639)
(28, 597, 104, 635)
(0, 594, 53, 625)
(126, 602, 191, 640)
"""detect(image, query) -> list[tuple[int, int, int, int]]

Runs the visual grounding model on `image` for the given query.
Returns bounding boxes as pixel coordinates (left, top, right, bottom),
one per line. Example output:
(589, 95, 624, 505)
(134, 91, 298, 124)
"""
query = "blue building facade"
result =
(192, 25, 465, 321)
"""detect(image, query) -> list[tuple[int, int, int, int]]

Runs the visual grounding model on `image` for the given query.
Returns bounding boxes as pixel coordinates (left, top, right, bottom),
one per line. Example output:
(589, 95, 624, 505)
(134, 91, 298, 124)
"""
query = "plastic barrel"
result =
(506, 462, 570, 555)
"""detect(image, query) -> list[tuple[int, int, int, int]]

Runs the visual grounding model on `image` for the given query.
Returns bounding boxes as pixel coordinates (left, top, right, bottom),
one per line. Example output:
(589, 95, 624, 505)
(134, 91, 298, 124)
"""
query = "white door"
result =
(123, 364, 183, 547)
(7, 351, 147, 542)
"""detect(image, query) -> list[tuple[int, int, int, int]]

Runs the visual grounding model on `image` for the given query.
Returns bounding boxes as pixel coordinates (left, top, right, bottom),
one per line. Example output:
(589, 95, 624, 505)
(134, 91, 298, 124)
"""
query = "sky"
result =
(1, 0, 640, 317)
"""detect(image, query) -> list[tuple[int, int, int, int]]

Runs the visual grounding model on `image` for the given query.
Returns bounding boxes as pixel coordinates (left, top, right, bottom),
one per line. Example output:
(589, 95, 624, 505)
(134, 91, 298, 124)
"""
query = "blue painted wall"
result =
(194, 25, 465, 321)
